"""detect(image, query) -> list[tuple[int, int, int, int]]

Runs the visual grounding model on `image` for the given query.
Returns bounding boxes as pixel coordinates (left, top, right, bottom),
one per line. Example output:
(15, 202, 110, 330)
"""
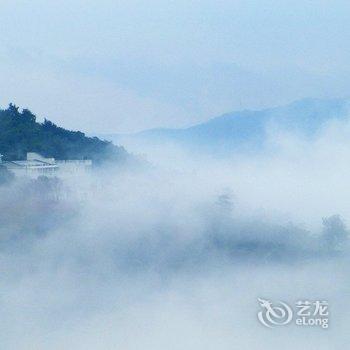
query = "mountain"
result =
(0, 104, 129, 163)
(105, 98, 350, 154)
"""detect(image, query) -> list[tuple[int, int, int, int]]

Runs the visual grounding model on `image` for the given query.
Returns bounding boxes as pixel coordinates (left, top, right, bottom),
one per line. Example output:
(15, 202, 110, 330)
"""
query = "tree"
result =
(0, 104, 129, 163)
(322, 215, 349, 252)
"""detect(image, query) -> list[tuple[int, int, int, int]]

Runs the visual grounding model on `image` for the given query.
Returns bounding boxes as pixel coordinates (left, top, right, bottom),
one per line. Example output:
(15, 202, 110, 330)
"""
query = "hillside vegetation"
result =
(0, 104, 128, 163)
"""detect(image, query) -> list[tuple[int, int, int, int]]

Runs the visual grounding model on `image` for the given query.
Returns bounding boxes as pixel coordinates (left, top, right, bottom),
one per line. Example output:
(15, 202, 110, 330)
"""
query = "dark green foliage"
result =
(0, 103, 129, 163)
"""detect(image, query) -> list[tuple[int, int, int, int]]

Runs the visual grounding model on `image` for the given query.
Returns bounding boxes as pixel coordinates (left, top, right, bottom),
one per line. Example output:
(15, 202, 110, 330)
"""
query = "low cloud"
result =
(1, 117, 350, 348)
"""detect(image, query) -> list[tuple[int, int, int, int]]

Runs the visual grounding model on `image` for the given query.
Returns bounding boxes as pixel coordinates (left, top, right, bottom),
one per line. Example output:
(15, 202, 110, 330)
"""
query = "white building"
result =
(1, 152, 92, 178)
(56, 159, 92, 173)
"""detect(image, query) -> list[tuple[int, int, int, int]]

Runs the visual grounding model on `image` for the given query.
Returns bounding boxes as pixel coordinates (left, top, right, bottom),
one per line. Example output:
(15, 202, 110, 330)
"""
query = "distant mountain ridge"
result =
(104, 98, 350, 153)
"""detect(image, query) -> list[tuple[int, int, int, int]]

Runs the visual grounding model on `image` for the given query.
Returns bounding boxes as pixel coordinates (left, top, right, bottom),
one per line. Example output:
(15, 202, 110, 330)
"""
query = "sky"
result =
(1, 0, 350, 133)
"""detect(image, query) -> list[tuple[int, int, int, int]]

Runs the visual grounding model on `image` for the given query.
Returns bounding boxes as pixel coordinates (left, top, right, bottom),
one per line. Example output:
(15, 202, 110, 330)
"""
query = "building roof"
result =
(2, 160, 58, 169)
(1, 152, 91, 171)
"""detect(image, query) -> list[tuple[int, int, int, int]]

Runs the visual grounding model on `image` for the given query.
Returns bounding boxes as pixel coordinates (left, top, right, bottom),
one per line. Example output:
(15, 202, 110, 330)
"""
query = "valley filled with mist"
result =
(1, 99, 350, 349)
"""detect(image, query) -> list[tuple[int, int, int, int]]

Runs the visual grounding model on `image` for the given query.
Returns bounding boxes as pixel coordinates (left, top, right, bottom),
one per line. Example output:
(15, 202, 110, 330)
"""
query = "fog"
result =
(1, 119, 350, 349)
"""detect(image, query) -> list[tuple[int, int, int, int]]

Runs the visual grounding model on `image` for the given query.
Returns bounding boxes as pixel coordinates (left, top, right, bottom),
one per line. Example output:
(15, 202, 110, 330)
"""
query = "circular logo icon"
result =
(258, 298, 293, 328)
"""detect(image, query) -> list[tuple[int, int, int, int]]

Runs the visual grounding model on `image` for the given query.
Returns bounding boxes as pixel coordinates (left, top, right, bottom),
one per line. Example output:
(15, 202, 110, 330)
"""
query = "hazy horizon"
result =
(2, 1, 350, 133)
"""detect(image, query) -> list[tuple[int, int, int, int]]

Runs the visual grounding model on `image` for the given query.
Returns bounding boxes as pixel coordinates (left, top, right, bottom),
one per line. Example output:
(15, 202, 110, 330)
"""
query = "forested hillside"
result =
(0, 104, 129, 162)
